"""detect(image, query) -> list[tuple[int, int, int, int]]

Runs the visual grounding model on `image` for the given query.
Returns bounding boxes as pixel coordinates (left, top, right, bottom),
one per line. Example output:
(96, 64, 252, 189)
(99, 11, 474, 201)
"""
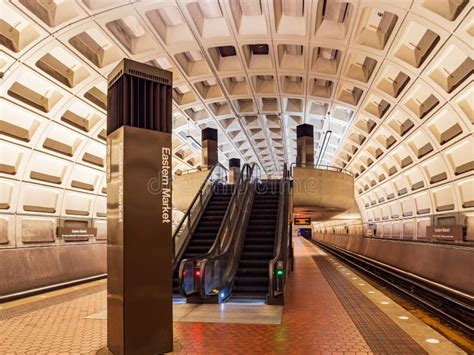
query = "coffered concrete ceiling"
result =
(0, 0, 473, 227)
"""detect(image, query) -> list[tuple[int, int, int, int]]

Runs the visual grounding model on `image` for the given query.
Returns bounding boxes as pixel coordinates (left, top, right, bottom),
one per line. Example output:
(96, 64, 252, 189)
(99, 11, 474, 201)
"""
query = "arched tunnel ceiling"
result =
(0, 0, 473, 226)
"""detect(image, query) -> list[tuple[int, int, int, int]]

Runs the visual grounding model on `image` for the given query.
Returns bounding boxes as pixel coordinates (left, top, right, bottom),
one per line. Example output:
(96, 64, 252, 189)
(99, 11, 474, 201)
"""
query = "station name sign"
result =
(426, 225, 463, 241)
(161, 147, 172, 224)
(58, 227, 97, 241)
(294, 218, 311, 225)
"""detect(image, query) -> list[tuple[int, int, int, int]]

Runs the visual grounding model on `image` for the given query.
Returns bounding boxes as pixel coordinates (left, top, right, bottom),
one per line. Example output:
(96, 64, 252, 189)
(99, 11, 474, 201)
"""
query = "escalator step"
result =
(200, 216, 226, 221)
(248, 217, 277, 221)
(237, 268, 267, 275)
(243, 245, 274, 252)
(193, 232, 216, 236)
(245, 239, 275, 244)
(234, 276, 268, 284)
(239, 259, 268, 266)
(199, 221, 223, 226)
(183, 253, 203, 258)
(248, 217, 276, 221)
(230, 292, 266, 299)
(233, 285, 268, 292)
(245, 231, 276, 236)
(194, 228, 220, 233)
(246, 228, 276, 232)
(240, 252, 273, 259)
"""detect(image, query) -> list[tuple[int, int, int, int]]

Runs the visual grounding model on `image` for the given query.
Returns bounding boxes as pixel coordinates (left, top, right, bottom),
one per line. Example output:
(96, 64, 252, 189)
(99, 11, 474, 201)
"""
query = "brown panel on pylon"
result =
(106, 59, 173, 354)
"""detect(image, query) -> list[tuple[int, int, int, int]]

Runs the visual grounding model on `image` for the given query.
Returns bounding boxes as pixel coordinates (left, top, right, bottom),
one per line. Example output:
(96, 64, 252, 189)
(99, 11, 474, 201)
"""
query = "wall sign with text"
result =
(58, 227, 97, 242)
(426, 225, 463, 241)
(294, 218, 311, 225)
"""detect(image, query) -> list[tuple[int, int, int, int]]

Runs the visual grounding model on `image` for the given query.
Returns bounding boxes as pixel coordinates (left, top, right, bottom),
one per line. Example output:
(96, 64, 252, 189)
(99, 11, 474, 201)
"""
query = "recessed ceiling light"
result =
(250, 44, 269, 55)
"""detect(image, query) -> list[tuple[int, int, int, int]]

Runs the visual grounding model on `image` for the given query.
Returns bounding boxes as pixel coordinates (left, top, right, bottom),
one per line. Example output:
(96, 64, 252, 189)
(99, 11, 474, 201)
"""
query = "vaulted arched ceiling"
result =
(0, 0, 473, 235)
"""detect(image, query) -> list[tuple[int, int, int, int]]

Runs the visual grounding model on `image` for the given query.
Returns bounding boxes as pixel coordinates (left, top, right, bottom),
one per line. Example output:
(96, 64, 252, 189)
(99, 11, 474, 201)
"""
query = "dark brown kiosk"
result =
(201, 127, 218, 169)
(105, 59, 173, 354)
(228, 158, 241, 184)
(296, 124, 314, 166)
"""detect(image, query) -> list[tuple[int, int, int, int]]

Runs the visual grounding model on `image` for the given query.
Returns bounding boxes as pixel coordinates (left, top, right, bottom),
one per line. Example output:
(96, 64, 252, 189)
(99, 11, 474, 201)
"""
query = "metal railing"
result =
(268, 163, 291, 303)
(290, 162, 354, 177)
(175, 166, 204, 176)
(180, 163, 260, 299)
(172, 163, 228, 268)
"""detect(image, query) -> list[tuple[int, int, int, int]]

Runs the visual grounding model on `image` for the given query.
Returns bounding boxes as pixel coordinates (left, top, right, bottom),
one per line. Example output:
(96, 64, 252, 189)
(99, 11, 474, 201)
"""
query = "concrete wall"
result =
(312, 233, 474, 295)
(0, 243, 106, 297)
(173, 170, 210, 212)
(0, 209, 107, 297)
(293, 168, 355, 211)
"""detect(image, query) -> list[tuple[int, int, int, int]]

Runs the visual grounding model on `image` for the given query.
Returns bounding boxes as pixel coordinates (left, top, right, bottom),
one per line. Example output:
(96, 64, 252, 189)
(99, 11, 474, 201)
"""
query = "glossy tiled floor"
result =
(86, 302, 283, 325)
(0, 237, 465, 354)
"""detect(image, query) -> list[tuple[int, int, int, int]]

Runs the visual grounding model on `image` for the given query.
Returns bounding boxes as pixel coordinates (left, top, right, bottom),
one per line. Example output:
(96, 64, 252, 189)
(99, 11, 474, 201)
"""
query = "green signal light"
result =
(276, 269, 284, 276)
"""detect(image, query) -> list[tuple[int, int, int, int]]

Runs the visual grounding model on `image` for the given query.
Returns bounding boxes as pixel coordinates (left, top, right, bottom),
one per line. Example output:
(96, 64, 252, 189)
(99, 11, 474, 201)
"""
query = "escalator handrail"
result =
(268, 163, 290, 299)
(172, 162, 228, 267)
(211, 162, 260, 255)
(202, 166, 258, 296)
(178, 163, 259, 296)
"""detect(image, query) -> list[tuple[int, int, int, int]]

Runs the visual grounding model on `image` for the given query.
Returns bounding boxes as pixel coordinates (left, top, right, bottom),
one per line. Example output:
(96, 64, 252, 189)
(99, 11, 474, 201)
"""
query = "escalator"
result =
(173, 184, 234, 295)
(231, 180, 280, 300)
(186, 164, 291, 305)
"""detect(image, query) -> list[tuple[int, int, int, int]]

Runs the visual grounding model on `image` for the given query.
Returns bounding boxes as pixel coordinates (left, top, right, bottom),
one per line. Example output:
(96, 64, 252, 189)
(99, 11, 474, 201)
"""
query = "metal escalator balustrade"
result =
(268, 164, 292, 305)
(180, 163, 260, 301)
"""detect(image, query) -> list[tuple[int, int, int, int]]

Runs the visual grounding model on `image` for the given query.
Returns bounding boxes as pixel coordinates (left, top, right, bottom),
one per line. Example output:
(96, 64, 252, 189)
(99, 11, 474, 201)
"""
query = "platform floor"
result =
(0, 237, 466, 354)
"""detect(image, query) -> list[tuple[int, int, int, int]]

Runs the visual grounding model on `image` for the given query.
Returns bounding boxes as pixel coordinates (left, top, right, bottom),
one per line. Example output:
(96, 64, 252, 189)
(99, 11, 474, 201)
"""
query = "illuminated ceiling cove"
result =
(0, 0, 473, 226)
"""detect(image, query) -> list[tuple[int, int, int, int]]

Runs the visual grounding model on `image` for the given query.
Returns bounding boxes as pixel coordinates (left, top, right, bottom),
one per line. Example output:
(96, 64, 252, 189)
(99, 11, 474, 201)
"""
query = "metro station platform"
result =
(1, 237, 466, 354)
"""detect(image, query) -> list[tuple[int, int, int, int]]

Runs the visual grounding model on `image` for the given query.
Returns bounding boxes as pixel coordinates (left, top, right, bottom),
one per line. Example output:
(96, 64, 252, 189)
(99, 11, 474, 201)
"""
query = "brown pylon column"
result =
(296, 124, 314, 167)
(106, 59, 173, 354)
(202, 127, 218, 169)
(228, 158, 240, 184)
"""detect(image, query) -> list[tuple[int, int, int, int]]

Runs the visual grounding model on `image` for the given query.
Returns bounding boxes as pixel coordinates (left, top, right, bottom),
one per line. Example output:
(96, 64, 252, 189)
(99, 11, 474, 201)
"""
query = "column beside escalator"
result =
(202, 128, 218, 170)
(105, 59, 173, 354)
(229, 158, 240, 185)
(296, 123, 314, 166)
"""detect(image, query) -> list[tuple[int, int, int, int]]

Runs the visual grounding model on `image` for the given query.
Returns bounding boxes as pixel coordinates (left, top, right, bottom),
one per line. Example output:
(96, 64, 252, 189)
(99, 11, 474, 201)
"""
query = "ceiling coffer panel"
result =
(0, 0, 471, 224)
